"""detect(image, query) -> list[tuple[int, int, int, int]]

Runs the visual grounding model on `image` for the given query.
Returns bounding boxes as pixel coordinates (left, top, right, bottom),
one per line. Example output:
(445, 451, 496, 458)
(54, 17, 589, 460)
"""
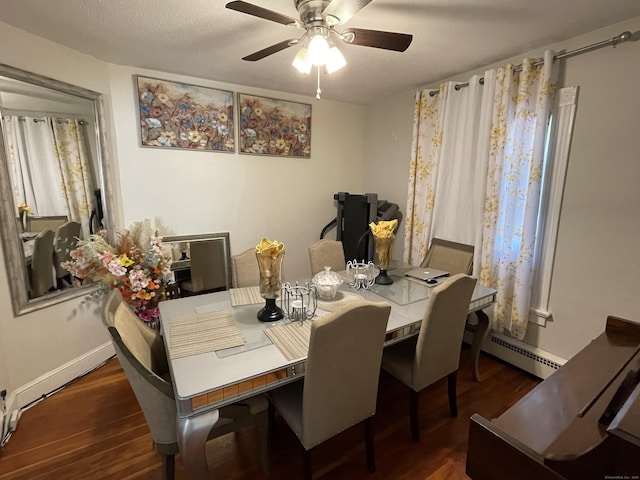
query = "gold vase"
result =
(256, 249, 285, 321)
(373, 235, 394, 285)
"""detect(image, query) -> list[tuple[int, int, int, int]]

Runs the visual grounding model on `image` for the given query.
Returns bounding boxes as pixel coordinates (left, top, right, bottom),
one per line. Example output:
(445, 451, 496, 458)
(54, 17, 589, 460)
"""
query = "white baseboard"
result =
(464, 326, 567, 380)
(6, 342, 115, 434)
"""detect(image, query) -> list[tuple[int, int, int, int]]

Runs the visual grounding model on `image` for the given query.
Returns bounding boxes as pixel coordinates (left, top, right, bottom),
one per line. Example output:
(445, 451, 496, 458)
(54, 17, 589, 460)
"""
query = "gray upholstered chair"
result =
(107, 303, 269, 480)
(180, 239, 228, 295)
(29, 228, 55, 297)
(231, 247, 259, 288)
(308, 239, 346, 276)
(53, 220, 81, 288)
(268, 299, 391, 480)
(381, 274, 477, 442)
(420, 237, 474, 275)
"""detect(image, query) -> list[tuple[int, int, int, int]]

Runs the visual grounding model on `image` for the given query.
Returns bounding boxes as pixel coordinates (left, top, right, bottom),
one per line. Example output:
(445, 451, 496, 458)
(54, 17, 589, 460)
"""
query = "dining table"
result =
(159, 273, 496, 478)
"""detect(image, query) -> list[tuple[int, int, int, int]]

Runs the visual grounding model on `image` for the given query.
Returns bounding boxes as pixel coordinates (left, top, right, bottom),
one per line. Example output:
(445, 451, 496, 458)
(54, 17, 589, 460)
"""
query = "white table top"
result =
(159, 276, 496, 417)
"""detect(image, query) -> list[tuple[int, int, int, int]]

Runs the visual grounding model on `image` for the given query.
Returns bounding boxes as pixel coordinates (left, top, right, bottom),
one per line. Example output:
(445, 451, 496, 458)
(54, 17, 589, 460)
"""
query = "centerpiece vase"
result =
(256, 248, 285, 322)
(374, 235, 394, 285)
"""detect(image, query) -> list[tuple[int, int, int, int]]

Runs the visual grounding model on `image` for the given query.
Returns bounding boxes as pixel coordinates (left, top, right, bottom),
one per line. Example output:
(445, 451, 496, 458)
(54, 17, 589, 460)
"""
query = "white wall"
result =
(0, 23, 115, 407)
(107, 64, 366, 281)
(0, 23, 366, 410)
(364, 17, 640, 361)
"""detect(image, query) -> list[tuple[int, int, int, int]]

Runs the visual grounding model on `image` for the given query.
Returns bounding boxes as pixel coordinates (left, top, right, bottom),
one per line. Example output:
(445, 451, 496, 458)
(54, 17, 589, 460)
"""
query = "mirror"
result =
(163, 233, 232, 291)
(0, 63, 113, 316)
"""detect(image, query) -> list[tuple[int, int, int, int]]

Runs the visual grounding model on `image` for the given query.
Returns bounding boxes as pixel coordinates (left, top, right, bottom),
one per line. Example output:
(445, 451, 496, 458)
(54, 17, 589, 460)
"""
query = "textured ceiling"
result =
(0, 0, 639, 104)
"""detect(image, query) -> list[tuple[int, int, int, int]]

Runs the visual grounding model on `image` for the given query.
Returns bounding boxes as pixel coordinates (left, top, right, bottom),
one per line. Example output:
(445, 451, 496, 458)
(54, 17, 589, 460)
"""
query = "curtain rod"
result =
(6, 115, 88, 125)
(428, 30, 632, 97)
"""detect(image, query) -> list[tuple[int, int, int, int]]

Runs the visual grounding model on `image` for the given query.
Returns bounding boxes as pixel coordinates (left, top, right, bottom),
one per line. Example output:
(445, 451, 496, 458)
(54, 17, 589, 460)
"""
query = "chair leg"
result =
(258, 410, 270, 478)
(162, 453, 175, 480)
(302, 447, 312, 480)
(409, 389, 420, 443)
(364, 417, 376, 472)
(268, 401, 276, 438)
(448, 371, 458, 417)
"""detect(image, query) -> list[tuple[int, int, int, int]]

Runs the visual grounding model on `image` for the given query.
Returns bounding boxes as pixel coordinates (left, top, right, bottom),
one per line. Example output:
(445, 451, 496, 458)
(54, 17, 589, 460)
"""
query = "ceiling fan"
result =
(225, 0, 413, 62)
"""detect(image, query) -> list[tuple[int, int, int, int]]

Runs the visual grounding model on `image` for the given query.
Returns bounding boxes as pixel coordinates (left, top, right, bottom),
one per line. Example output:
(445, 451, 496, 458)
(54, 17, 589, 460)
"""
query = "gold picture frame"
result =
(238, 93, 311, 158)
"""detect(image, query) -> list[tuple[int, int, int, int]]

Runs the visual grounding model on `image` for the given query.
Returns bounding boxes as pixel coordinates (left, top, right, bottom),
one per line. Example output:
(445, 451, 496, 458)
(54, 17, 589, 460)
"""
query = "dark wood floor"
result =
(0, 345, 539, 480)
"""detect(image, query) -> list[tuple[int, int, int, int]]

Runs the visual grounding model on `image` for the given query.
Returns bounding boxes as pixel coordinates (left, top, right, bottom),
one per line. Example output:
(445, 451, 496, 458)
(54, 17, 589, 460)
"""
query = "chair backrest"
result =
(27, 215, 68, 233)
(102, 288, 124, 328)
(413, 274, 477, 390)
(301, 300, 391, 449)
(308, 239, 346, 276)
(30, 228, 55, 297)
(53, 221, 81, 278)
(421, 238, 474, 275)
(110, 301, 169, 377)
(184, 239, 228, 292)
(107, 325, 177, 450)
(231, 248, 259, 288)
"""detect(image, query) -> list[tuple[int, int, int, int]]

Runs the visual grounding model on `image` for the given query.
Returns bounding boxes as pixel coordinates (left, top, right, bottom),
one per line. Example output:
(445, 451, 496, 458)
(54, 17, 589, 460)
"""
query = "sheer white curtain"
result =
(403, 76, 491, 266)
(4, 116, 67, 216)
(479, 51, 558, 339)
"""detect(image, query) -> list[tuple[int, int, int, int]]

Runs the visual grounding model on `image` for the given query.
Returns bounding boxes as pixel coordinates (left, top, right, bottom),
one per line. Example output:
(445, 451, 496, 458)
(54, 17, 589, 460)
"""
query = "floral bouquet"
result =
(62, 220, 173, 322)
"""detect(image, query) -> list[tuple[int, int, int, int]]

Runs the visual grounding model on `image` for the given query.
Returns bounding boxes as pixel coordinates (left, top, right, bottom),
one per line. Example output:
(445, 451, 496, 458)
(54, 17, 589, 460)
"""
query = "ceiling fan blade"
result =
(342, 28, 413, 52)
(322, 0, 373, 25)
(226, 1, 301, 27)
(242, 39, 297, 61)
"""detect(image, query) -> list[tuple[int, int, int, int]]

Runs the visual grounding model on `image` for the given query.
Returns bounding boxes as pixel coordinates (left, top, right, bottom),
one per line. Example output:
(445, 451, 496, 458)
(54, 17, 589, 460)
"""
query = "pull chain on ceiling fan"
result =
(226, 0, 413, 99)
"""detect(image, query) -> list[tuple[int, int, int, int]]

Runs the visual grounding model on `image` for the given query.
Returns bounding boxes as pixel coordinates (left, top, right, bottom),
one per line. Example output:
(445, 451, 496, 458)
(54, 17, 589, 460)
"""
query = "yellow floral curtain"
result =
(403, 85, 446, 265)
(479, 51, 558, 339)
(405, 51, 558, 339)
(51, 118, 94, 237)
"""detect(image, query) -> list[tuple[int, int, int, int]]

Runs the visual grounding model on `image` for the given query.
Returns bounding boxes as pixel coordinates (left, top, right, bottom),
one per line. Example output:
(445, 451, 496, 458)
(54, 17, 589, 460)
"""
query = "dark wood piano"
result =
(466, 316, 640, 480)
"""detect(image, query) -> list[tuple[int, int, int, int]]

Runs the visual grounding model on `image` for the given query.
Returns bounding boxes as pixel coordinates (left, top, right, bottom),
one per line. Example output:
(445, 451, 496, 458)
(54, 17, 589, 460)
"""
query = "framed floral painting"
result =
(238, 93, 311, 158)
(135, 75, 234, 152)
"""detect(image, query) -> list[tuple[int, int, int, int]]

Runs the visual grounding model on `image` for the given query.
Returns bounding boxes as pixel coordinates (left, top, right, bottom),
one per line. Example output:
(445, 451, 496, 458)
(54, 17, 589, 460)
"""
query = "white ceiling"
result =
(0, 0, 639, 104)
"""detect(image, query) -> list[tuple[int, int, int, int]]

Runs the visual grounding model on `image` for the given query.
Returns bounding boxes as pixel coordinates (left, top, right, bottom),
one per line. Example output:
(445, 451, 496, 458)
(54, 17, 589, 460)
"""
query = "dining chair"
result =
(231, 247, 259, 288)
(420, 237, 474, 275)
(106, 303, 269, 480)
(29, 228, 55, 297)
(381, 273, 477, 442)
(53, 220, 81, 288)
(27, 215, 68, 233)
(308, 239, 346, 276)
(180, 239, 228, 296)
(267, 299, 391, 480)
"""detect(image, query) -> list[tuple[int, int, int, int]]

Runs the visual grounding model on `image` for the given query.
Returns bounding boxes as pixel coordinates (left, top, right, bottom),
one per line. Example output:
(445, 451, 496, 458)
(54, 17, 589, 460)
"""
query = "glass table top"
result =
(368, 275, 433, 305)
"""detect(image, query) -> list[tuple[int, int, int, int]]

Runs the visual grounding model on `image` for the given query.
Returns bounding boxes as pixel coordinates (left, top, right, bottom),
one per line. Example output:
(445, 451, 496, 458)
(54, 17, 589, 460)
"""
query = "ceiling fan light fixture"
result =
(308, 33, 330, 66)
(292, 47, 312, 74)
(325, 46, 346, 74)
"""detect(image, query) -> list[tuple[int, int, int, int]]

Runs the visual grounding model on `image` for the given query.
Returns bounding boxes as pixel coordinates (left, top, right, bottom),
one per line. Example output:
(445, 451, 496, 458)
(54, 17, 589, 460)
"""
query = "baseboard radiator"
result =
(464, 324, 566, 380)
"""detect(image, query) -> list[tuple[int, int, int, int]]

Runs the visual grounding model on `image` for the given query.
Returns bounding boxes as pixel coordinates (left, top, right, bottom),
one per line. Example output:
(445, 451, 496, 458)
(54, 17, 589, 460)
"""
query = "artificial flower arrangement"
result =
(62, 220, 173, 322)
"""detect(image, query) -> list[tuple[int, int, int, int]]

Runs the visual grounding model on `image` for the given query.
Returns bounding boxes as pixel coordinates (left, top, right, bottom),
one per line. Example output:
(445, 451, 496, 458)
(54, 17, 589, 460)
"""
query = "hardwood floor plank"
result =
(0, 345, 539, 479)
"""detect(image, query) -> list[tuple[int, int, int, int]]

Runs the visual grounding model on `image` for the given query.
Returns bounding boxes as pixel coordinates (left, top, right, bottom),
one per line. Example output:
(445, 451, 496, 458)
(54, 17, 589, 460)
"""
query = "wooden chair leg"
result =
(302, 447, 312, 480)
(364, 417, 376, 472)
(409, 389, 420, 443)
(268, 401, 276, 438)
(448, 371, 458, 417)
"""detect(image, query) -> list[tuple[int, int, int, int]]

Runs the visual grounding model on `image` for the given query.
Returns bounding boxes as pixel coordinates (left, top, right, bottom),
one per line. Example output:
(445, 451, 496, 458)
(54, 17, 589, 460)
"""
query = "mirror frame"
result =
(0, 63, 115, 316)
(162, 232, 232, 289)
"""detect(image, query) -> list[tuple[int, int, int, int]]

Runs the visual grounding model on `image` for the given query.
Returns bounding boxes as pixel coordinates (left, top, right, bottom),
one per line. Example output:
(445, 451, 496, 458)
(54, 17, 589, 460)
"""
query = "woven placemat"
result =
(229, 286, 263, 306)
(169, 309, 245, 359)
(264, 321, 312, 361)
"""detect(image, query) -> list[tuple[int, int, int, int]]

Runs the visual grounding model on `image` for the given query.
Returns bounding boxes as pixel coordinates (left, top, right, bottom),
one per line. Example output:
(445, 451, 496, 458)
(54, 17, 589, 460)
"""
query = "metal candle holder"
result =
(281, 281, 318, 324)
(346, 260, 378, 290)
